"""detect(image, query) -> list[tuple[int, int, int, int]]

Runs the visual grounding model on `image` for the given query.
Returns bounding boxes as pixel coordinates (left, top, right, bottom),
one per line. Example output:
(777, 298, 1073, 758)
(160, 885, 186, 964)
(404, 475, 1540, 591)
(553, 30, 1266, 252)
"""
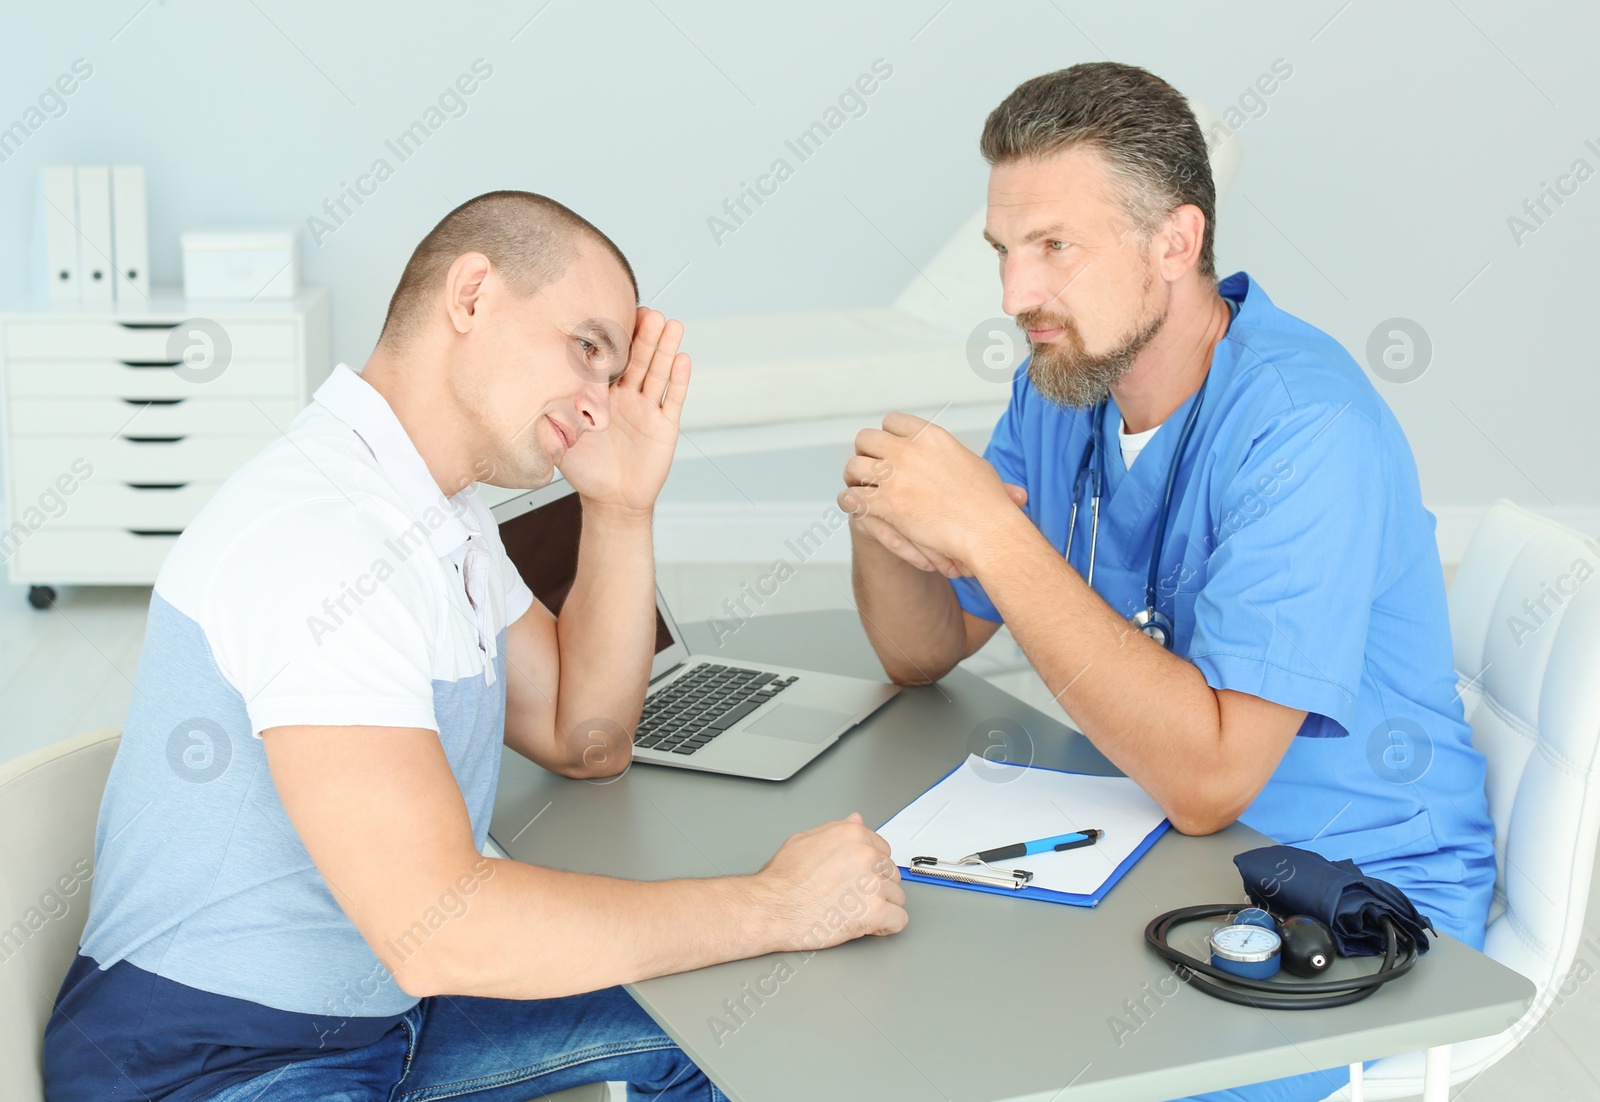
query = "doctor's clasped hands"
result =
(841, 412, 1030, 581)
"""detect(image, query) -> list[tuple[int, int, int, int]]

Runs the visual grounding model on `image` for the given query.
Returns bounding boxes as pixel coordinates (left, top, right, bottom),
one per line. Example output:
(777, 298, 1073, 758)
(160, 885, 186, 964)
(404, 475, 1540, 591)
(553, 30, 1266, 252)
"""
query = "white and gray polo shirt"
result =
(51, 363, 536, 1099)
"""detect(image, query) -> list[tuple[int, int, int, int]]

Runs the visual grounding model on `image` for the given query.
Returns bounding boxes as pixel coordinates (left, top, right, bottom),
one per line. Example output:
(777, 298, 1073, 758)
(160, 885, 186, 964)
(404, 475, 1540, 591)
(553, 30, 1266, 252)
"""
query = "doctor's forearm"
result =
(971, 515, 1234, 833)
(849, 521, 968, 683)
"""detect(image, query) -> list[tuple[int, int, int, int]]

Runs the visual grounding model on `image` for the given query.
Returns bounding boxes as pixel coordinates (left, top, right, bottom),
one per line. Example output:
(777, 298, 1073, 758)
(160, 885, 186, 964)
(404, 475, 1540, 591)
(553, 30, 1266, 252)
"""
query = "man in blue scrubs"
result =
(843, 62, 1496, 1101)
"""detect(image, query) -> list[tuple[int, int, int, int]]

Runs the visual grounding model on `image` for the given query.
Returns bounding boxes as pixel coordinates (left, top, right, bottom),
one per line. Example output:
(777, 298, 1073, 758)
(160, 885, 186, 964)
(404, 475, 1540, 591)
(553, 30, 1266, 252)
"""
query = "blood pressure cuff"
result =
(1233, 844, 1437, 957)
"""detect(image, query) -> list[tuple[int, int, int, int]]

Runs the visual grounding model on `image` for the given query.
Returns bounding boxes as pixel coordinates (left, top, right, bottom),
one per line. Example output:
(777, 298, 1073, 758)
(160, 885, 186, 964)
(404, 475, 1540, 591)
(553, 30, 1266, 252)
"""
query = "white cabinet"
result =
(0, 288, 330, 605)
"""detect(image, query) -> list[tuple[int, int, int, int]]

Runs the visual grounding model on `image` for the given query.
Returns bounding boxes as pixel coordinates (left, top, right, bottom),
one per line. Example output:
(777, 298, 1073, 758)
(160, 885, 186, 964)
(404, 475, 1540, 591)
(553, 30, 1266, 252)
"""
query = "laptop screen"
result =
(497, 488, 676, 655)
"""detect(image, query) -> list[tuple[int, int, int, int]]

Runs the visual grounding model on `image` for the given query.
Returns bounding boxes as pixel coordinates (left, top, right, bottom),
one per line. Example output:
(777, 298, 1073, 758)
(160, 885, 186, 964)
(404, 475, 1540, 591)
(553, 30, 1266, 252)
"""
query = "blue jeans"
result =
(203, 986, 725, 1102)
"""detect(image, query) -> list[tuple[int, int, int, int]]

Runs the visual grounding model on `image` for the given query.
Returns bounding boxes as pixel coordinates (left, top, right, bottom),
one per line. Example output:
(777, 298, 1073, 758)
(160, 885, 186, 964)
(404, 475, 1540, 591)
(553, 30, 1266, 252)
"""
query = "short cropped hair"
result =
(980, 62, 1216, 281)
(378, 190, 638, 348)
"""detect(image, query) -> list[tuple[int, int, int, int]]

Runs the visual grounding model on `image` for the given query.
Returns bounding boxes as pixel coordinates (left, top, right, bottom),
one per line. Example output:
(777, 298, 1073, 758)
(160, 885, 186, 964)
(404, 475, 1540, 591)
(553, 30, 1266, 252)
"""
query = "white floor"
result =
(2, 565, 1596, 1100)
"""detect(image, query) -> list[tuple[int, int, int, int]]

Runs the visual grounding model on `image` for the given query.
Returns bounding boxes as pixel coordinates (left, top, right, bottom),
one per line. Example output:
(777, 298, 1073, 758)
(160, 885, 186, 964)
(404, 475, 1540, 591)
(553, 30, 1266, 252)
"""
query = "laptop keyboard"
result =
(634, 664, 799, 755)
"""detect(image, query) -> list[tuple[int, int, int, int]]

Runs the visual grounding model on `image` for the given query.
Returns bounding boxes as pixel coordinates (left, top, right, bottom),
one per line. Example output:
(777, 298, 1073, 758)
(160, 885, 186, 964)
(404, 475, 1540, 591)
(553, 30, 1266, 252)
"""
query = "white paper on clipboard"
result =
(878, 754, 1169, 897)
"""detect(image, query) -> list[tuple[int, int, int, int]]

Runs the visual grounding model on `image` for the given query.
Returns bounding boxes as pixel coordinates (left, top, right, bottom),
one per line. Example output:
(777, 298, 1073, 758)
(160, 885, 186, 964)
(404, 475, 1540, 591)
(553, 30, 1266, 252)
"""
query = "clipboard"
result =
(876, 754, 1171, 907)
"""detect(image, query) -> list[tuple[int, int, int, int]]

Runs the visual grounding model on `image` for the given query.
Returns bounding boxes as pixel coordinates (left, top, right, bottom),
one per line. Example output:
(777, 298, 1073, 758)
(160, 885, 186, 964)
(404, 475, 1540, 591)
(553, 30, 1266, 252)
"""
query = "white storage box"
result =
(181, 229, 299, 300)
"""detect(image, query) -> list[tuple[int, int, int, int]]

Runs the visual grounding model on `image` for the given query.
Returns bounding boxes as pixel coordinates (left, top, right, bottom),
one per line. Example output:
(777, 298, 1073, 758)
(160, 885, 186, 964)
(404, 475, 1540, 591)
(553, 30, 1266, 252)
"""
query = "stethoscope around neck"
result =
(1065, 370, 1210, 651)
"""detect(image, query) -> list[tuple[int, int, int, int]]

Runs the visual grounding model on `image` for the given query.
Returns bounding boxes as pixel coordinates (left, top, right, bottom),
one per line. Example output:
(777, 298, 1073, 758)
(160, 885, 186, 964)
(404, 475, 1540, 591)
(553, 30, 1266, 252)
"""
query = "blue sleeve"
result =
(949, 366, 1031, 624)
(1187, 403, 1387, 738)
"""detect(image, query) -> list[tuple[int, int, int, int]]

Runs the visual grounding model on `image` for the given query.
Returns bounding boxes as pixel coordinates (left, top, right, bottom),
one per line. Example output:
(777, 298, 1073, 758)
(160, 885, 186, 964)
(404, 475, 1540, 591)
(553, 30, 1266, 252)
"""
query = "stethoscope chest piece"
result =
(1129, 606, 1173, 648)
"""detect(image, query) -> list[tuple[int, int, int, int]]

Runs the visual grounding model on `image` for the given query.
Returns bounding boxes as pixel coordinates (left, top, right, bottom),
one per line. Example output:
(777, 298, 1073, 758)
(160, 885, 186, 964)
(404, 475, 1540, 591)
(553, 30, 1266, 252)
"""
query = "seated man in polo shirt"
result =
(45, 190, 907, 1102)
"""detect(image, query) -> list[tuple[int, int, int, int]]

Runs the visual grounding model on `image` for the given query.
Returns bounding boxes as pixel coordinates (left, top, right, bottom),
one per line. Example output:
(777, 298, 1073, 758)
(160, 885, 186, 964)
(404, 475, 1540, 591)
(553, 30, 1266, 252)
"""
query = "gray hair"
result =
(980, 62, 1216, 280)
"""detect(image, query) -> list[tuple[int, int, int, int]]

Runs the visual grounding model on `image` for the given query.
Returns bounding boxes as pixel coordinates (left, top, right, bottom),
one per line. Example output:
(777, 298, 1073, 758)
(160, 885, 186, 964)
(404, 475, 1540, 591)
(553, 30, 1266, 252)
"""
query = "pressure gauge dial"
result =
(1209, 922, 1282, 979)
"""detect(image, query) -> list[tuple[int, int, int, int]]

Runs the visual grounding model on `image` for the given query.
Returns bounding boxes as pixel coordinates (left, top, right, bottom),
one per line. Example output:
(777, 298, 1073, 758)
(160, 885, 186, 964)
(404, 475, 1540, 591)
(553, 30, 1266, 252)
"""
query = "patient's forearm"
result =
(393, 859, 779, 1001)
(849, 522, 967, 683)
(553, 501, 657, 771)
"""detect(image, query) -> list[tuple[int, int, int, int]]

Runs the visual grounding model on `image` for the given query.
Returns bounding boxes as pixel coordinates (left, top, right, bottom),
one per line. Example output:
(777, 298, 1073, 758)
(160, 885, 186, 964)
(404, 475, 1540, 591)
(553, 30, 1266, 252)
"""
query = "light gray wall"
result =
(2, 0, 1594, 527)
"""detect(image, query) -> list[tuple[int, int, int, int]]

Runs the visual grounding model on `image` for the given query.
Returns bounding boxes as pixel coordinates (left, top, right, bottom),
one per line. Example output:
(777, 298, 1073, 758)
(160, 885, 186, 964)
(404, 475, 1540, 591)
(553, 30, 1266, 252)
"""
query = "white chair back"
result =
(1323, 501, 1600, 1098)
(0, 728, 120, 1102)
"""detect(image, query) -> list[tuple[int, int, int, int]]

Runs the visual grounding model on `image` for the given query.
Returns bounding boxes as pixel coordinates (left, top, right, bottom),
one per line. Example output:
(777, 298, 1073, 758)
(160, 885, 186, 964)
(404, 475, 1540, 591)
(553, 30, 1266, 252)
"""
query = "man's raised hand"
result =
(559, 307, 691, 515)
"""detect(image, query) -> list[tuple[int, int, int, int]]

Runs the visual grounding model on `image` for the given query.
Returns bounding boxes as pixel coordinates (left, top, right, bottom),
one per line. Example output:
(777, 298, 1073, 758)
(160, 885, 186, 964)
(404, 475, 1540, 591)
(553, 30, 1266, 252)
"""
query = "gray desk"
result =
(490, 611, 1533, 1101)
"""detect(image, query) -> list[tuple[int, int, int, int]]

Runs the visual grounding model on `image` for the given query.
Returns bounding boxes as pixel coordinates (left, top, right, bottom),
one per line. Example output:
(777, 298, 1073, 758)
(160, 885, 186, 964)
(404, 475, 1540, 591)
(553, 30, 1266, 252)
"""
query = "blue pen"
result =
(958, 829, 1103, 865)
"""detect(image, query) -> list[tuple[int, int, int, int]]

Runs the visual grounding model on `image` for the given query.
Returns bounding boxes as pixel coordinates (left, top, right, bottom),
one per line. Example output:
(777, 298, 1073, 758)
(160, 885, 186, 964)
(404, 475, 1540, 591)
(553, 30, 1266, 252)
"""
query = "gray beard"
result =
(1026, 304, 1167, 409)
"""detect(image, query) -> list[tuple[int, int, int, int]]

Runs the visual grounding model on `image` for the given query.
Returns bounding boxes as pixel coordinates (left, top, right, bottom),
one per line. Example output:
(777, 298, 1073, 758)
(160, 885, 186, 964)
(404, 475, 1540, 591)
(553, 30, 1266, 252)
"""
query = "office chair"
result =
(0, 726, 118, 1102)
(0, 726, 607, 1102)
(1319, 501, 1600, 1100)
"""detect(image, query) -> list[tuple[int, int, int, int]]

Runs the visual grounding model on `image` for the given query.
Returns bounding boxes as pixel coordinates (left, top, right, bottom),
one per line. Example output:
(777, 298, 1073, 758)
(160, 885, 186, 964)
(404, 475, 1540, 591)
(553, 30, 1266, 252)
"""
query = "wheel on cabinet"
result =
(27, 585, 56, 609)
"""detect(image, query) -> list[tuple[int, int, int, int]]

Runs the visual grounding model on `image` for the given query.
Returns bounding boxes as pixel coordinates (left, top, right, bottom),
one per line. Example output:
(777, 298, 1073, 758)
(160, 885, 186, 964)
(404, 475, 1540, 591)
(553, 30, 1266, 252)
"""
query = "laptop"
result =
(492, 480, 902, 781)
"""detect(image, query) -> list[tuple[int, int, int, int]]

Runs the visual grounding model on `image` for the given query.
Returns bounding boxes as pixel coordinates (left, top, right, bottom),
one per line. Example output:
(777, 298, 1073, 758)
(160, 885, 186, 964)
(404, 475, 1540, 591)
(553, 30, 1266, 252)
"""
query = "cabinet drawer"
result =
(11, 434, 278, 487)
(4, 527, 181, 586)
(4, 318, 297, 360)
(50, 482, 223, 529)
(6, 358, 299, 399)
(8, 397, 301, 436)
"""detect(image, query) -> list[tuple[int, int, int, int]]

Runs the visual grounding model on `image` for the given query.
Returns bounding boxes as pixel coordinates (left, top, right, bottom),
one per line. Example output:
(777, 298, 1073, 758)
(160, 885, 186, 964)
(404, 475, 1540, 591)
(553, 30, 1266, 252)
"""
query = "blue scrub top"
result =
(951, 272, 1496, 946)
